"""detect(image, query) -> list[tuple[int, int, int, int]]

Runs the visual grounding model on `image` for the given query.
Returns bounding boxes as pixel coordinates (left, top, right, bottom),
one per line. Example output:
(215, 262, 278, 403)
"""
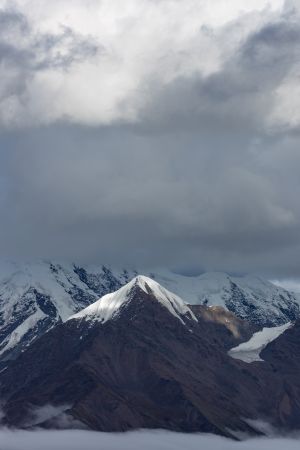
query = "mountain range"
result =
(0, 261, 299, 363)
(1, 275, 300, 438)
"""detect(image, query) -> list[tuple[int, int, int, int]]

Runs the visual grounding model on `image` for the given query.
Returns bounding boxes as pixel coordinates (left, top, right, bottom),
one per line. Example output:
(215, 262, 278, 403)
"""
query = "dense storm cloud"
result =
(0, 0, 300, 279)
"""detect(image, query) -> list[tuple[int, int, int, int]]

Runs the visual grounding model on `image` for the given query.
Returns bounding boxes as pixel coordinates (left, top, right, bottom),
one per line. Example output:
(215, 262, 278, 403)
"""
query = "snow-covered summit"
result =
(69, 275, 197, 325)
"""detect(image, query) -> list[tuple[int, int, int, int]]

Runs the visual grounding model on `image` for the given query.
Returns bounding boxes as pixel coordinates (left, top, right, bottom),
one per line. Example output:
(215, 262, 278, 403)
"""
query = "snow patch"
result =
(228, 322, 292, 363)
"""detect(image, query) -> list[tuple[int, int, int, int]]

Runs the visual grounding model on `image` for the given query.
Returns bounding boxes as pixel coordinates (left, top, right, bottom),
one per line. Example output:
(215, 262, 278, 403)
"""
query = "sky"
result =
(0, 0, 300, 281)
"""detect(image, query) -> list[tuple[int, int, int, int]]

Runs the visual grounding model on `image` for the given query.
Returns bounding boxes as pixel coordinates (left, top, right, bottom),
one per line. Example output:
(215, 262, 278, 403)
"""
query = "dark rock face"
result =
(1, 284, 300, 438)
(262, 320, 300, 368)
(259, 321, 300, 430)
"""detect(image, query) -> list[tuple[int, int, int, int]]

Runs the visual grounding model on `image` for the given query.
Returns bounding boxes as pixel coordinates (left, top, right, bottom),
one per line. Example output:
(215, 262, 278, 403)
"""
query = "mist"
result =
(0, 429, 300, 450)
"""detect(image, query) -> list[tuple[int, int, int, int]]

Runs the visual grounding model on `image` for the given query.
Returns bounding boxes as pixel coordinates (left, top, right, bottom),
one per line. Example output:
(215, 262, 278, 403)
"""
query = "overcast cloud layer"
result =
(0, 0, 300, 278)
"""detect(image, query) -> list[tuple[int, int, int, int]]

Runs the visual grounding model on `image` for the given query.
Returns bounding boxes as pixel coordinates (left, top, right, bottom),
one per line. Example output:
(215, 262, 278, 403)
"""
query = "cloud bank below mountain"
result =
(0, 429, 300, 450)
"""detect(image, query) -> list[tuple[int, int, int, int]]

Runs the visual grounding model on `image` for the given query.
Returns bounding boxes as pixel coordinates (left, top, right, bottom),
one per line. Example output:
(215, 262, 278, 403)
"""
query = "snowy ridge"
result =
(228, 322, 292, 363)
(0, 261, 119, 359)
(152, 271, 300, 327)
(69, 275, 198, 325)
(0, 260, 300, 361)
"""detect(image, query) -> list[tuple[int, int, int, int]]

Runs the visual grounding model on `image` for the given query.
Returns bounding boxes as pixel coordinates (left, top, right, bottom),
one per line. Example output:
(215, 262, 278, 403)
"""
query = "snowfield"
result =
(228, 322, 292, 363)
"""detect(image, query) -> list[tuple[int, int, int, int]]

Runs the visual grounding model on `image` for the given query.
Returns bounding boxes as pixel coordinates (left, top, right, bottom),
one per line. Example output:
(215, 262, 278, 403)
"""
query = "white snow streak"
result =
(228, 322, 292, 363)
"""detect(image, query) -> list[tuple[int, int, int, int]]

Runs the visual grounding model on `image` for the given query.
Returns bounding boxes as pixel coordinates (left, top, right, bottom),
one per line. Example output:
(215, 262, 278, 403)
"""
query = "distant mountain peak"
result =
(69, 275, 198, 325)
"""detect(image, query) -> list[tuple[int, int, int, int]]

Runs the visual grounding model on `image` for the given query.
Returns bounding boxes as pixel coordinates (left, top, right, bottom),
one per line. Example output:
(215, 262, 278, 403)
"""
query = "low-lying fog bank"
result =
(0, 429, 299, 450)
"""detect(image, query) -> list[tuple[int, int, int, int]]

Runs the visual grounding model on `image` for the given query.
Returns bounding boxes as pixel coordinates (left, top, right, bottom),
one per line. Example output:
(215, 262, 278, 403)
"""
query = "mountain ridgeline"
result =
(0, 261, 299, 363)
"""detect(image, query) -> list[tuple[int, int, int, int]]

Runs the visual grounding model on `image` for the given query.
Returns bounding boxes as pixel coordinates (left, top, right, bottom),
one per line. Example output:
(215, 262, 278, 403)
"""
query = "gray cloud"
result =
(0, 124, 299, 277)
(138, 13, 300, 134)
(0, 5, 100, 126)
(0, 1, 300, 279)
(0, 7, 99, 70)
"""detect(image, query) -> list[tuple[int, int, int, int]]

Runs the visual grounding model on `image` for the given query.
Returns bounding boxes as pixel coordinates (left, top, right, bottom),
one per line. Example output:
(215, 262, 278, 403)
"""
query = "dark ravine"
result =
(0, 277, 300, 438)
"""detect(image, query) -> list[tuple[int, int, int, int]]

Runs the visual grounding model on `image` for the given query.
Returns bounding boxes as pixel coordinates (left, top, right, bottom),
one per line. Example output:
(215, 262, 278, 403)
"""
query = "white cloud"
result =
(0, 0, 292, 128)
(0, 429, 299, 450)
(272, 279, 300, 294)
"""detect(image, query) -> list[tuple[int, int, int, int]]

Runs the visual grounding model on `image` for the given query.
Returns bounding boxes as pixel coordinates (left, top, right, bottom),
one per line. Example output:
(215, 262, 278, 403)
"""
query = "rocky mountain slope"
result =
(0, 276, 299, 437)
(0, 261, 299, 362)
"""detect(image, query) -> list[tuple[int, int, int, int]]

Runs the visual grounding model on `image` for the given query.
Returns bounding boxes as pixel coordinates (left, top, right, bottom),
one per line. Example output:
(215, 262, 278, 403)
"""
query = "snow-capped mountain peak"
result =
(69, 275, 198, 325)
(1, 261, 300, 363)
